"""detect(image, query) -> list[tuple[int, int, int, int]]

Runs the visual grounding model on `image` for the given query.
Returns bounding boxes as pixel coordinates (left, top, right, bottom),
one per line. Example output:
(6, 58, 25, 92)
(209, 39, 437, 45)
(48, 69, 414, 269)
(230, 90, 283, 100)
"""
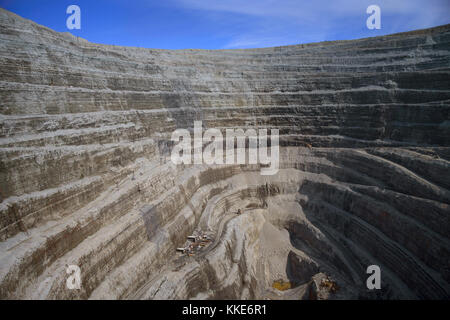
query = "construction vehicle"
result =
(176, 231, 212, 256)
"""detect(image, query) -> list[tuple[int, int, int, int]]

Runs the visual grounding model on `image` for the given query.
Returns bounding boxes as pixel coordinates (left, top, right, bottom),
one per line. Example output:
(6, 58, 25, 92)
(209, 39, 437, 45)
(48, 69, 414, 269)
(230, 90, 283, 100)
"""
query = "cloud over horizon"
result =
(1, 0, 449, 49)
(174, 0, 450, 48)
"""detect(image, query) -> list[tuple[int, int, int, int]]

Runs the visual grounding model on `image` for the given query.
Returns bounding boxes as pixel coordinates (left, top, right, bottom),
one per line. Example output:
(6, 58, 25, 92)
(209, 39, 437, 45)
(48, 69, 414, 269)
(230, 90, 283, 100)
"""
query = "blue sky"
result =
(1, 0, 449, 49)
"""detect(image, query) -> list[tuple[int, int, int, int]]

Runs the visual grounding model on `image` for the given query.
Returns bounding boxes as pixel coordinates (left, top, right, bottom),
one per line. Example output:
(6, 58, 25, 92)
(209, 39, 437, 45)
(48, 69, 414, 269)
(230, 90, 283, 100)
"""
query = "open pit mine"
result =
(0, 8, 449, 300)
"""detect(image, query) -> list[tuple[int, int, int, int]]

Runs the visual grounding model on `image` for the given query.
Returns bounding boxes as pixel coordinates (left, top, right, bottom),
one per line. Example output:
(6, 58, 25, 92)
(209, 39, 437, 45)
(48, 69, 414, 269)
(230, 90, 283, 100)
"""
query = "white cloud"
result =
(171, 0, 450, 48)
(176, 0, 449, 20)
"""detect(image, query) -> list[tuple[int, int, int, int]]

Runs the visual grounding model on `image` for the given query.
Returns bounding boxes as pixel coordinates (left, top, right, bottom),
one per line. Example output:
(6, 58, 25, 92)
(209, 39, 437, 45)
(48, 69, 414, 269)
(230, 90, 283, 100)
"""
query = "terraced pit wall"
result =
(0, 8, 449, 299)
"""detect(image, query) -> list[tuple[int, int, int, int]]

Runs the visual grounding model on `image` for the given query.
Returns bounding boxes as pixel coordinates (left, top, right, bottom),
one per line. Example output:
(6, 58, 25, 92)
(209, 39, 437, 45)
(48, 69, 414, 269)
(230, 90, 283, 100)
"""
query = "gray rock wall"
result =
(0, 8, 448, 299)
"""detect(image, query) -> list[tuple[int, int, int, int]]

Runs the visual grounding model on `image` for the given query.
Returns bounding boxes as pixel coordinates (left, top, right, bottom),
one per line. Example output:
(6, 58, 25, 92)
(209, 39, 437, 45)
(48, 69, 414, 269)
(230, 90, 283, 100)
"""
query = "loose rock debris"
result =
(319, 276, 339, 294)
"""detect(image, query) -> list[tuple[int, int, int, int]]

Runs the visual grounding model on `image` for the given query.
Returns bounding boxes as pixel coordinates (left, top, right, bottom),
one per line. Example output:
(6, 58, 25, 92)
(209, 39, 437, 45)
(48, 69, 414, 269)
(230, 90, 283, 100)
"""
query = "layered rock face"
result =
(0, 8, 449, 299)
